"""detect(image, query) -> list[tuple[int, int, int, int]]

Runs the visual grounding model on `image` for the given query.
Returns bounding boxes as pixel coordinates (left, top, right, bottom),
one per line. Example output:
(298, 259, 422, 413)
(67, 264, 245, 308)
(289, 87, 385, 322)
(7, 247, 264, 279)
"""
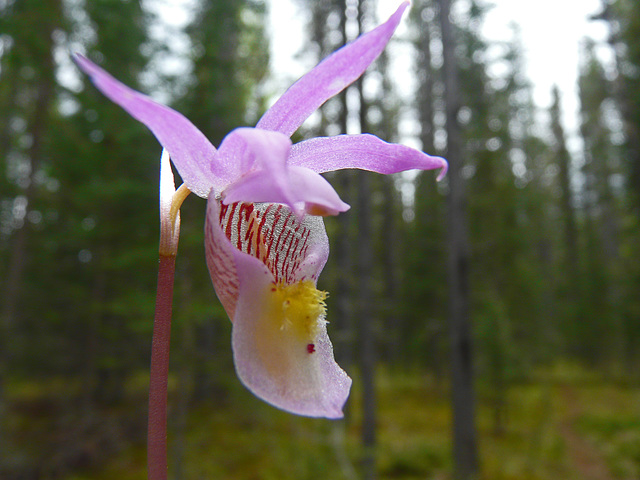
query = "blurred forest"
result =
(1, 0, 640, 479)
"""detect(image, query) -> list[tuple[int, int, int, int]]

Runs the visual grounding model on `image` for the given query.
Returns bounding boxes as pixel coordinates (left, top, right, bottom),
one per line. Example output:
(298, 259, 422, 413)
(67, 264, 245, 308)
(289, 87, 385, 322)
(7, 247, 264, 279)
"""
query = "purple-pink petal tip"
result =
(435, 157, 448, 181)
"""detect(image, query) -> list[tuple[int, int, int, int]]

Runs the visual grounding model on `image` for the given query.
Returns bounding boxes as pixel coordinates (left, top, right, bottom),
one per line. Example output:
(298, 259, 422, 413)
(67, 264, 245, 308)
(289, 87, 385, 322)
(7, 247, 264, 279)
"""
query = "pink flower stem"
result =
(148, 251, 176, 480)
(147, 150, 189, 480)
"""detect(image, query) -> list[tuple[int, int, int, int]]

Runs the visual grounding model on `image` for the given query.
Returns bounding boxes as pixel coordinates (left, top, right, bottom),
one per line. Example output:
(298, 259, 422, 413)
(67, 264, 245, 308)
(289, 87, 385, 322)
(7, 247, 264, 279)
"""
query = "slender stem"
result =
(149, 150, 190, 480)
(148, 252, 176, 480)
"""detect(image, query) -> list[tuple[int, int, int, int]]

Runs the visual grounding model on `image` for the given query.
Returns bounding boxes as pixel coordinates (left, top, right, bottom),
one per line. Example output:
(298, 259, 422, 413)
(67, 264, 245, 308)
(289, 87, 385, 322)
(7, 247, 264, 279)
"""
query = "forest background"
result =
(1, 0, 640, 479)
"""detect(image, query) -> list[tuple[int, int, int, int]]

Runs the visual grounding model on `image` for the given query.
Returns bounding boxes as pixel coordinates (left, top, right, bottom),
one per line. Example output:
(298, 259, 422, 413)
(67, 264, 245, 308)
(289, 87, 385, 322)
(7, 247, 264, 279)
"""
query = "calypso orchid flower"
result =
(75, 2, 446, 419)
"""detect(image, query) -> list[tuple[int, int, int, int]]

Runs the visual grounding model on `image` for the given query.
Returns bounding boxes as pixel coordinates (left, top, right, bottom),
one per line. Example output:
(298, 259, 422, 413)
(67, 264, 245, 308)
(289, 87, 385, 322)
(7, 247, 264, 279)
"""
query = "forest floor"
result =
(3, 362, 640, 480)
(558, 384, 613, 480)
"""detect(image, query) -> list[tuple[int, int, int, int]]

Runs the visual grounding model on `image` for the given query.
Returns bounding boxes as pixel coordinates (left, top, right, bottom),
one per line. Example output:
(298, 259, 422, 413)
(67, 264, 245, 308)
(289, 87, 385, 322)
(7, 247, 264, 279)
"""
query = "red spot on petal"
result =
(307, 343, 316, 354)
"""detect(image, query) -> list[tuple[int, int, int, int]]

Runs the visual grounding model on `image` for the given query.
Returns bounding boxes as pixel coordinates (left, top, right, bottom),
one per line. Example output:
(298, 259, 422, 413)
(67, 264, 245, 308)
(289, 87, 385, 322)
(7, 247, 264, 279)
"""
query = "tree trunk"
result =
(356, 4, 376, 479)
(551, 87, 579, 275)
(437, 0, 479, 478)
(333, 0, 355, 379)
(0, 0, 58, 456)
(416, 0, 436, 155)
(357, 167, 376, 480)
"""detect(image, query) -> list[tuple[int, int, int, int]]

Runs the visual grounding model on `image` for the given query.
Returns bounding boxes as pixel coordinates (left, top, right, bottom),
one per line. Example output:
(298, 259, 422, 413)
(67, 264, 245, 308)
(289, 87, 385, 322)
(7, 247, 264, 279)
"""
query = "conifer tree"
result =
(0, 0, 62, 357)
(0, 0, 63, 467)
(606, 0, 640, 207)
(599, 0, 640, 371)
(578, 39, 625, 365)
(51, 0, 156, 404)
(438, 0, 478, 477)
(547, 86, 582, 358)
(173, 0, 270, 402)
(1, 0, 156, 472)
(407, 0, 448, 372)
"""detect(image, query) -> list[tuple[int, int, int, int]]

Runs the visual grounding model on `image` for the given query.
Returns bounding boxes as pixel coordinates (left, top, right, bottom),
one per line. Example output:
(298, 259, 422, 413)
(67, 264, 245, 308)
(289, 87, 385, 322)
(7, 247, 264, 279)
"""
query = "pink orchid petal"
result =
(288, 166, 350, 216)
(74, 54, 227, 197)
(219, 128, 293, 205)
(287, 212, 330, 283)
(223, 167, 350, 217)
(220, 128, 349, 216)
(217, 127, 291, 184)
(206, 199, 332, 318)
(287, 212, 330, 282)
(289, 134, 449, 180)
(205, 196, 241, 319)
(206, 198, 350, 417)
(256, 2, 409, 137)
(222, 170, 293, 207)
(219, 201, 331, 285)
(230, 237, 351, 418)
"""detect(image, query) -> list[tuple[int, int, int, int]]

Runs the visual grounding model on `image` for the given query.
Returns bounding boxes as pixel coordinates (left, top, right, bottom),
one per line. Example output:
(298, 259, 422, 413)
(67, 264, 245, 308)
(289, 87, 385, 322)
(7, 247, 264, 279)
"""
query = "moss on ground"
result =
(6, 364, 638, 480)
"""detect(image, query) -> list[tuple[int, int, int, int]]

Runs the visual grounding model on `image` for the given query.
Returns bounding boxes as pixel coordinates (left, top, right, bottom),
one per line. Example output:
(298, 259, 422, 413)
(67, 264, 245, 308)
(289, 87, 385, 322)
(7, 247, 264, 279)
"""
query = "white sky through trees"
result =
(269, 0, 610, 146)
(152, 0, 610, 154)
(481, 0, 610, 141)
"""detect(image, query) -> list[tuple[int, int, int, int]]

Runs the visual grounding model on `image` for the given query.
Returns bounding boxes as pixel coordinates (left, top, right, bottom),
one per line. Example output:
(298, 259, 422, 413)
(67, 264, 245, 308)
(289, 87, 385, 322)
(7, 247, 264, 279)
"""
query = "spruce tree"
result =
(0, 0, 64, 469)
(172, 0, 270, 403)
(407, 0, 448, 373)
(578, 39, 625, 366)
(438, 0, 478, 477)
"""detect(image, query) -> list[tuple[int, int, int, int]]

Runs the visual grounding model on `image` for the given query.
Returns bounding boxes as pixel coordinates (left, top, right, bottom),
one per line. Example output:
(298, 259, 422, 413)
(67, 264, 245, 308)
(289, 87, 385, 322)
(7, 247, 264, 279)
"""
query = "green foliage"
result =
(612, 0, 640, 204)
(3, 367, 622, 480)
(0, 0, 269, 472)
(178, 0, 269, 144)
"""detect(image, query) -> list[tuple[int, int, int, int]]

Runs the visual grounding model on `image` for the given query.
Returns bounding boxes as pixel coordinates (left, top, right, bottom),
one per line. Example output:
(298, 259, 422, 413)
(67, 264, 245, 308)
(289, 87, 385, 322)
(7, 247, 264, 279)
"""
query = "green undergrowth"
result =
(574, 383, 640, 479)
(6, 364, 639, 480)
